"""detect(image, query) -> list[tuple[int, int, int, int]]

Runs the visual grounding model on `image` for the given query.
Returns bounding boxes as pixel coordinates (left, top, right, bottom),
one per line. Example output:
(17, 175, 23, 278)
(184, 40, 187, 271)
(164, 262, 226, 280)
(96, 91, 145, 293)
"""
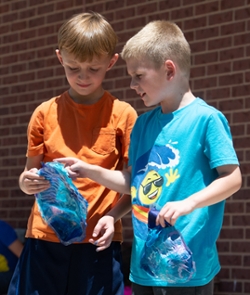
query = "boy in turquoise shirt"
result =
(56, 20, 242, 295)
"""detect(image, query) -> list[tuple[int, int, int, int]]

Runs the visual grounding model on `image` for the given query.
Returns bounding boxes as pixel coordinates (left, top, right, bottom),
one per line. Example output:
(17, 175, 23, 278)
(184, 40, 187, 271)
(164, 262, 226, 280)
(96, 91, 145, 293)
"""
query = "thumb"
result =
(92, 220, 104, 238)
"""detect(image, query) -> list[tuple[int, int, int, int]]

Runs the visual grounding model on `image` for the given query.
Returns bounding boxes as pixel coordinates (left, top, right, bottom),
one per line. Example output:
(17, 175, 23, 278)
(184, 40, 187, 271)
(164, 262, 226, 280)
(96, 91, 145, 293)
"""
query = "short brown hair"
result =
(58, 12, 118, 61)
(121, 21, 191, 77)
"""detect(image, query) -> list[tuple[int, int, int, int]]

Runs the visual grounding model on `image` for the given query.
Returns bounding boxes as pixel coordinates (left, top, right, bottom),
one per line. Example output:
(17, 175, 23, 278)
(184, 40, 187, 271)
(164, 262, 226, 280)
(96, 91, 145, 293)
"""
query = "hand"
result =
(89, 215, 115, 252)
(156, 199, 195, 227)
(20, 168, 50, 195)
(54, 157, 89, 179)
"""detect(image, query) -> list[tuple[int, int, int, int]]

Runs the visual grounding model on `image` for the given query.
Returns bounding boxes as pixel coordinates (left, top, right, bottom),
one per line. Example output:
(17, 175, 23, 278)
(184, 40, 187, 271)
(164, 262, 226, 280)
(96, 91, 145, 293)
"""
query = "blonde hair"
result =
(58, 12, 118, 61)
(121, 20, 191, 76)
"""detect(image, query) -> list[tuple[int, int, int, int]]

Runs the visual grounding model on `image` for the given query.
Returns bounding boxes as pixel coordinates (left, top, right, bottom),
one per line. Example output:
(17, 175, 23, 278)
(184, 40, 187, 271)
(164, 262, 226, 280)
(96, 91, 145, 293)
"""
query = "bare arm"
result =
(157, 165, 242, 226)
(106, 193, 132, 222)
(54, 157, 131, 195)
(19, 155, 50, 195)
(8, 239, 24, 257)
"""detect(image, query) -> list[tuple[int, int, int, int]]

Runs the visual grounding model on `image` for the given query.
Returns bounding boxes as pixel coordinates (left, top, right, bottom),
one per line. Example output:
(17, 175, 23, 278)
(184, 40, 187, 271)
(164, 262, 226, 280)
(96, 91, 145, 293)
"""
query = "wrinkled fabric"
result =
(140, 209, 196, 283)
(35, 162, 88, 246)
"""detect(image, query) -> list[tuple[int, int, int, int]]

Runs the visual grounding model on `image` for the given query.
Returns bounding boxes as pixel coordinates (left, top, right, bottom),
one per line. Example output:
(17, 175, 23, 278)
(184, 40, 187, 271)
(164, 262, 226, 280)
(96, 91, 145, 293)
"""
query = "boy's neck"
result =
(161, 90, 196, 114)
(68, 88, 105, 105)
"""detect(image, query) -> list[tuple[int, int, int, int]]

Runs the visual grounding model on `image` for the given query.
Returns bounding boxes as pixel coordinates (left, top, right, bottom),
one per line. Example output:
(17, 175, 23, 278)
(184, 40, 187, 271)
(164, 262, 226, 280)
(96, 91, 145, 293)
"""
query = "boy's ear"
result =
(56, 49, 64, 66)
(106, 53, 119, 71)
(164, 60, 176, 80)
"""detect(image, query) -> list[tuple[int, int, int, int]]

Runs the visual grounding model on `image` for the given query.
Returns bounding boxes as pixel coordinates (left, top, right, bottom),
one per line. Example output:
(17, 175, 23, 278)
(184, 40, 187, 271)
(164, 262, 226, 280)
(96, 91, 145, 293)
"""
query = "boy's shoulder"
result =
(105, 91, 137, 115)
(134, 98, 224, 125)
(194, 97, 219, 112)
(34, 91, 67, 112)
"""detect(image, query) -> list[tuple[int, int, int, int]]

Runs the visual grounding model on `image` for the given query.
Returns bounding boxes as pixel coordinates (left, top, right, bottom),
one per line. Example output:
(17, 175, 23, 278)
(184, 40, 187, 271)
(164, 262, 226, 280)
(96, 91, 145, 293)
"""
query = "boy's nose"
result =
(130, 78, 137, 89)
(78, 71, 87, 80)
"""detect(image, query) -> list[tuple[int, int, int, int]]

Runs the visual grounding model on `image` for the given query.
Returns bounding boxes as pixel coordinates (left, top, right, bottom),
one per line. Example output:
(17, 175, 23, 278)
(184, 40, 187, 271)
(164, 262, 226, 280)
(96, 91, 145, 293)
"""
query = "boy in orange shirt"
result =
(8, 12, 137, 295)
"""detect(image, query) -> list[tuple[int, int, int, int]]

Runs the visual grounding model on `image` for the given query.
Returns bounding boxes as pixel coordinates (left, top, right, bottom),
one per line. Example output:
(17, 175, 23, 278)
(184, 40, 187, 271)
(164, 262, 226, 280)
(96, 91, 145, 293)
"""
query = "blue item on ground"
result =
(35, 162, 88, 246)
(141, 208, 196, 283)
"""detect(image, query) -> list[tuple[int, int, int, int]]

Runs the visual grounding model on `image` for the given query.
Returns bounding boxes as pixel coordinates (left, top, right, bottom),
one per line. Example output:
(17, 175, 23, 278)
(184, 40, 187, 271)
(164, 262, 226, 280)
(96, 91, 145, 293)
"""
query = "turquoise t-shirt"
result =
(128, 98, 239, 287)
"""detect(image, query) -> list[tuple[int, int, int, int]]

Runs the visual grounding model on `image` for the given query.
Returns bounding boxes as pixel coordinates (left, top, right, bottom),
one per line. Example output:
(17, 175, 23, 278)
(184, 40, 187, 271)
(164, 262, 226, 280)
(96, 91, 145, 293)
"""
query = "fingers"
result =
(89, 229, 114, 252)
(89, 237, 112, 252)
(157, 207, 176, 227)
(89, 216, 115, 252)
(64, 166, 79, 179)
(22, 171, 50, 195)
(53, 158, 81, 179)
(24, 178, 50, 195)
(53, 158, 76, 166)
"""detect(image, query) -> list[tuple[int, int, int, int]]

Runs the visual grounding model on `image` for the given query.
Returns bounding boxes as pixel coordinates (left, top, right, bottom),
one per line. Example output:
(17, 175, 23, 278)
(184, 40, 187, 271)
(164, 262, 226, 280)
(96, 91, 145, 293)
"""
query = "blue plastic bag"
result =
(35, 162, 88, 246)
(140, 208, 196, 283)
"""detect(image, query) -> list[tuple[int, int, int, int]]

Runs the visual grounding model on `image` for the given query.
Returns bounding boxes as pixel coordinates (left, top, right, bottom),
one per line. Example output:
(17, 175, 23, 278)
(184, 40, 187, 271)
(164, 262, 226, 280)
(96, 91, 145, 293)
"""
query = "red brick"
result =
(232, 268, 250, 280)
(196, 26, 219, 40)
(0, 24, 10, 34)
(220, 47, 244, 61)
(115, 7, 135, 20)
(190, 65, 206, 79)
(245, 282, 250, 293)
(208, 36, 232, 51)
(220, 254, 242, 266)
(220, 228, 244, 239)
(11, 1, 27, 10)
(193, 77, 217, 90)
(194, 51, 218, 64)
(225, 201, 245, 213)
(222, 0, 246, 9)
(0, 3, 10, 14)
(232, 84, 250, 97)
(233, 59, 250, 71)
(55, 0, 73, 10)
(207, 62, 231, 75)
(47, 12, 64, 24)
(159, 0, 181, 10)
(232, 215, 250, 227)
(195, 1, 219, 15)
(234, 33, 250, 46)
(136, 2, 158, 15)
(218, 281, 242, 293)
(208, 11, 233, 25)
(2, 12, 18, 23)
(221, 21, 246, 35)
(171, 7, 193, 19)
(148, 12, 170, 23)
(125, 16, 146, 30)
(235, 7, 250, 20)
(219, 73, 243, 87)
(230, 124, 246, 137)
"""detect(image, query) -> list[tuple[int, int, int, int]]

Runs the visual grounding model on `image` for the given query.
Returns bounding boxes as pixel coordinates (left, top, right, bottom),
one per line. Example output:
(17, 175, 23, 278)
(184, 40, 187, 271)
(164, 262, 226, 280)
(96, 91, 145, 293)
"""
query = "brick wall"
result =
(0, 0, 249, 293)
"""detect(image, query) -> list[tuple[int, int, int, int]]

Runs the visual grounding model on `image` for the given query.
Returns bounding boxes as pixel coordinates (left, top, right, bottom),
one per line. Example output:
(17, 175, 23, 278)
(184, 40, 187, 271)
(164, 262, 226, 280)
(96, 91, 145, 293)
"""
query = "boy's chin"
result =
(144, 101, 157, 108)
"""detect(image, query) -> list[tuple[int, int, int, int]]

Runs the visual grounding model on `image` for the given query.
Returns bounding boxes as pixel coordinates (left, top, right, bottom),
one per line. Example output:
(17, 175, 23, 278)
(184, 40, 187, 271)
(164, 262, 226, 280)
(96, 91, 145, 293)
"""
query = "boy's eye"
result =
(68, 67, 78, 71)
(136, 74, 142, 79)
(90, 68, 99, 72)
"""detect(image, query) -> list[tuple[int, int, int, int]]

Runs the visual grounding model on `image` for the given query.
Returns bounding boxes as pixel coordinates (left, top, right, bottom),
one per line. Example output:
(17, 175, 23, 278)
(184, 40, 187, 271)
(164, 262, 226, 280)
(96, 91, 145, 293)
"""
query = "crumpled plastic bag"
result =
(35, 162, 88, 246)
(140, 208, 196, 283)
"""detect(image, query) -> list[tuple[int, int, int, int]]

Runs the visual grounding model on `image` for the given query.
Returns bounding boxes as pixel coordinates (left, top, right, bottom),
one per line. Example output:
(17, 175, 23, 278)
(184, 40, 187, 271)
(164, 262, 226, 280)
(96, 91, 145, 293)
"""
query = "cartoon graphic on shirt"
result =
(139, 171, 163, 205)
(131, 142, 180, 240)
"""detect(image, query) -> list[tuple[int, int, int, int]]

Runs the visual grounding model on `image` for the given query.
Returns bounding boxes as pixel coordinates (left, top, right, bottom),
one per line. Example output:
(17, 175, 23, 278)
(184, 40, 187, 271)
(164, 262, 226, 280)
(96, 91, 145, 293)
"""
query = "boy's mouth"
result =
(139, 92, 146, 99)
(77, 83, 91, 88)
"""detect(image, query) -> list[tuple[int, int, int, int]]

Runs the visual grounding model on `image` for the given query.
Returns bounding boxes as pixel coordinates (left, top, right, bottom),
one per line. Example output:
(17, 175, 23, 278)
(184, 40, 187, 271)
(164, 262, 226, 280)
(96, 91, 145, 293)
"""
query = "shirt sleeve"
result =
(0, 221, 18, 247)
(204, 111, 239, 169)
(26, 104, 45, 157)
(117, 104, 138, 163)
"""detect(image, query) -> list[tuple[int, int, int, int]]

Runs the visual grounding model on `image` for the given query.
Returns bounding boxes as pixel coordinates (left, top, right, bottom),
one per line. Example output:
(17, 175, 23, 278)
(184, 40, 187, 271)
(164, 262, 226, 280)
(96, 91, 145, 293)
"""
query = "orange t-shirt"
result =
(25, 90, 137, 243)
